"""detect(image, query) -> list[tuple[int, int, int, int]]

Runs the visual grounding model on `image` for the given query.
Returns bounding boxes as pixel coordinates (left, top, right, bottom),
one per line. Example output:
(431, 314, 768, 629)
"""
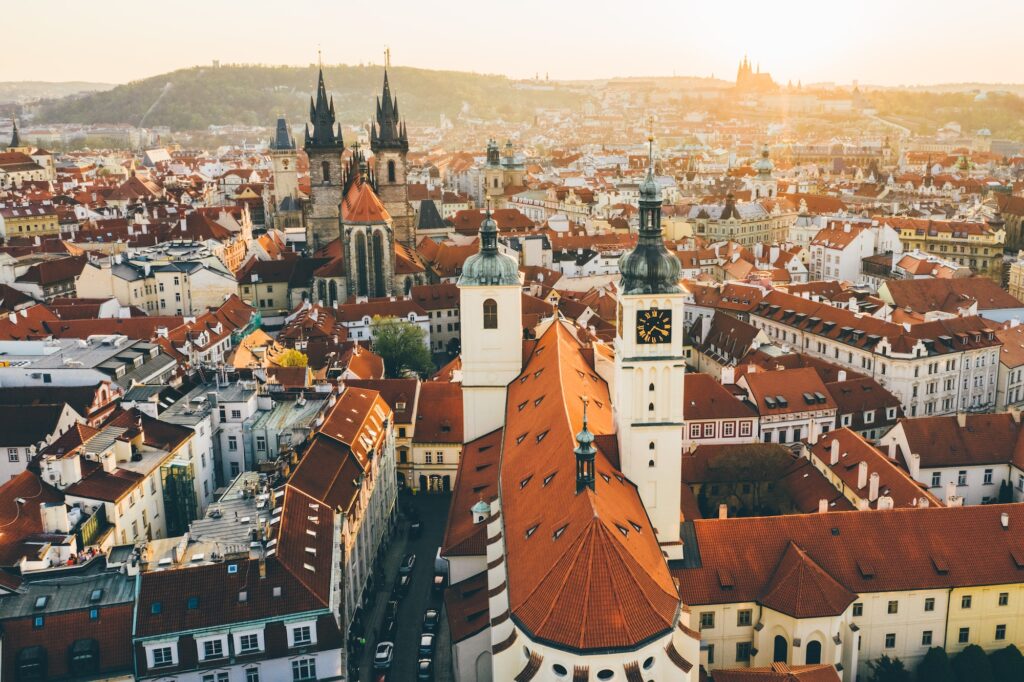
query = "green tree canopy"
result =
(371, 317, 434, 379)
(952, 644, 993, 682)
(696, 444, 796, 517)
(989, 644, 1024, 681)
(916, 647, 955, 682)
(868, 655, 911, 682)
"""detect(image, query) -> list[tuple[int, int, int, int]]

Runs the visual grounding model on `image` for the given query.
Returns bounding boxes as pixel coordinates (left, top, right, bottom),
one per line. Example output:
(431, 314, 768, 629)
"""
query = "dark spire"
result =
(9, 118, 21, 148)
(304, 67, 343, 149)
(370, 66, 409, 153)
(618, 136, 681, 295)
(270, 115, 294, 151)
(485, 138, 500, 167)
(575, 396, 596, 494)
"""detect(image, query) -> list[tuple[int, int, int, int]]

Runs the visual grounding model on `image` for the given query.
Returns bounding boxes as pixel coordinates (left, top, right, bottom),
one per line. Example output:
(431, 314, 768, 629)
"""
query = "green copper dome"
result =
(754, 143, 774, 176)
(619, 163, 680, 295)
(458, 210, 519, 287)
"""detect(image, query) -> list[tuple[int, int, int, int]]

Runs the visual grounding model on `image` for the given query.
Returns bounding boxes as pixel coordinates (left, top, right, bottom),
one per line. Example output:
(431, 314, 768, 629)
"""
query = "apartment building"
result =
(883, 216, 1005, 282)
(748, 290, 1001, 417)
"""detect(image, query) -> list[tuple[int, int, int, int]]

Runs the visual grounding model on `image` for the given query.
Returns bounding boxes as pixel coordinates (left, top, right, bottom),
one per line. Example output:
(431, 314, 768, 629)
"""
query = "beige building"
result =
(0, 205, 60, 239)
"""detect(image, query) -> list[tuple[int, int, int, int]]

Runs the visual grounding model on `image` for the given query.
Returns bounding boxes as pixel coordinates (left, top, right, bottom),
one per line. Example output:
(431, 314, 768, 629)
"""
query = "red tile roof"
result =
(441, 428, 502, 557)
(342, 178, 390, 224)
(683, 374, 757, 421)
(759, 541, 856, 617)
(712, 663, 841, 682)
(413, 382, 463, 444)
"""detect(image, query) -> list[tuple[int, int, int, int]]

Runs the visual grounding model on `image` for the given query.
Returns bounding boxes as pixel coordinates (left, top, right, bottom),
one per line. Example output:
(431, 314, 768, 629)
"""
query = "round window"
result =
(553, 663, 568, 677)
(597, 670, 615, 681)
(643, 656, 655, 670)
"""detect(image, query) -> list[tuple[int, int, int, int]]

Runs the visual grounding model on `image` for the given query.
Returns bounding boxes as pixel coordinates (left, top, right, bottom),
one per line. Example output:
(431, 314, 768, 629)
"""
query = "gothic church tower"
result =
(370, 59, 415, 247)
(303, 67, 345, 252)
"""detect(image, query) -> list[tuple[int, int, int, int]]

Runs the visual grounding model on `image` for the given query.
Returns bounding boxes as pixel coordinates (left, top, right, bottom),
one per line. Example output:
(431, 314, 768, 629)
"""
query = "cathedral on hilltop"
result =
(296, 64, 425, 301)
(735, 55, 777, 92)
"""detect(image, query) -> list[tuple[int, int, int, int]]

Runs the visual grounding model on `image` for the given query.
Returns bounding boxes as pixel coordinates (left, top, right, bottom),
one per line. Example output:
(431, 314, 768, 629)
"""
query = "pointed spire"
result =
(305, 65, 343, 149)
(575, 395, 596, 494)
(9, 118, 20, 148)
(371, 54, 408, 153)
(270, 115, 294, 151)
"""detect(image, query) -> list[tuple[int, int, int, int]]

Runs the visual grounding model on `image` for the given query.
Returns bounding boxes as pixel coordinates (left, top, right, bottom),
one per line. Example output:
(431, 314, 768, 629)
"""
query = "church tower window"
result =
(321, 161, 330, 184)
(372, 231, 387, 297)
(354, 232, 368, 297)
(483, 299, 498, 329)
(387, 160, 396, 183)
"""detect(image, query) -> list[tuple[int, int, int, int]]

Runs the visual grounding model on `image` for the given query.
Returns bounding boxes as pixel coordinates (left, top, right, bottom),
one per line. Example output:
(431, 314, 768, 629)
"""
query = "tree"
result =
(277, 349, 308, 368)
(952, 644, 993, 682)
(371, 317, 434, 378)
(998, 479, 1014, 503)
(868, 655, 911, 682)
(699, 444, 796, 517)
(916, 647, 955, 682)
(989, 645, 1024, 681)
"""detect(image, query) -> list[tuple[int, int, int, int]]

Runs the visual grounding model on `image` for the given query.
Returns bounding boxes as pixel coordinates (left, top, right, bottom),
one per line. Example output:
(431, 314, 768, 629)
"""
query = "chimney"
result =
(919, 497, 929, 508)
(718, 504, 728, 519)
(877, 496, 894, 510)
(837, 370, 847, 382)
(818, 498, 829, 514)
(869, 472, 880, 501)
(259, 553, 267, 579)
(830, 439, 840, 466)
(909, 453, 921, 480)
(857, 498, 870, 510)
(945, 480, 956, 504)
(1001, 512, 1009, 530)
(857, 461, 868, 489)
(807, 420, 820, 445)
(956, 412, 966, 428)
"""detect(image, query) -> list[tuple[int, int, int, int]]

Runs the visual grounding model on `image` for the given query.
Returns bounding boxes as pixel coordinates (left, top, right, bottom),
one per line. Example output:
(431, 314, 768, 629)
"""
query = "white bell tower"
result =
(458, 210, 522, 442)
(615, 138, 685, 561)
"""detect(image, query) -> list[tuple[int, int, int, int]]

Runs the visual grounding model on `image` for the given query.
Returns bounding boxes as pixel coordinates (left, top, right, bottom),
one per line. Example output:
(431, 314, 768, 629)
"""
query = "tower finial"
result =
(384, 46, 391, 69)
(646, 115, 655, 171)
(318, 47, 322, 69)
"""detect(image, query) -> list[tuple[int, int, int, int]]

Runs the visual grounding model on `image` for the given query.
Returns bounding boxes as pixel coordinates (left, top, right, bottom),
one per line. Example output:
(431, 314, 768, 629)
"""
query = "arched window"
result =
(328, 280, 338, 305)
(372, 231, 386, 297)
(493, 178, 499, 188)
(773, 635, 788, 663)
(805, 640, 821, 665)
(648, 403, 655, 412)
(483, 299, 498, 329)
(354, 232, 368, 297)
(648, 382, 655, 391)
(648, 442, 656, 450)
(387, 160, 396, 183)
(321, 161, 331, 184)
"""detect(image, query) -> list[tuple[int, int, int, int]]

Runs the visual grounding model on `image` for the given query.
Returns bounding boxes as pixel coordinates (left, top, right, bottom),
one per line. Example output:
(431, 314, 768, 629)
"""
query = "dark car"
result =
(422, 608, 440, 633)
(432, 572, 446, 595)
(373, 642, 394, 670)
(410, 519, 422, 538)
(399, 553, 417, 575)
(379, 616, 397, 642)
(394, 574, 412, 598)
(385, 600, 399, 621)
(416, 657, 434, 681)
(417, 632, 436, 658)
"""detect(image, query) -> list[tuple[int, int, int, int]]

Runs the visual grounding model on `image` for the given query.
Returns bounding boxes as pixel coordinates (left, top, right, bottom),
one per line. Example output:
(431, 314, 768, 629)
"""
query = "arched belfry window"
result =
(321, 161, 331, 184)
(483, 299, 498, 329)
(387, 160, 396, 183)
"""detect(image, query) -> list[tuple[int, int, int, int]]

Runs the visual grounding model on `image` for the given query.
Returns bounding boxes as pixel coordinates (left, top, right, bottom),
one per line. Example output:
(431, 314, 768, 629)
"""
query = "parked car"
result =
(399, 553, 417, 575)
(385, 600, 399, 621)
(418, 633, 436, 658)
(379, 616, 397, 643)
(410, 519, 422, 538)
(373, 642, 394, 670)
(394, 574, 412, 598)
(422, 608, 440, 633)
(416, 657, 434, 681)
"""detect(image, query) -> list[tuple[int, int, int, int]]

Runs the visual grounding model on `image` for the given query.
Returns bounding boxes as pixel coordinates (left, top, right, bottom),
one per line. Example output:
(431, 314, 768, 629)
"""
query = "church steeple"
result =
(305, 67, 343, 149)
(618, 136, 681, 295)
(370, 62, 408, 153)
(270, 115, 294, 151)
(9, 118, 21, 148)
(575, 396, 596, 494)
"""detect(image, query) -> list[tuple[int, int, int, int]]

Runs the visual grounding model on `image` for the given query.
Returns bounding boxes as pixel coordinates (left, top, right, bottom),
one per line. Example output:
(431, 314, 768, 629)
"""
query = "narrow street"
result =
(357, 491, 453, 681)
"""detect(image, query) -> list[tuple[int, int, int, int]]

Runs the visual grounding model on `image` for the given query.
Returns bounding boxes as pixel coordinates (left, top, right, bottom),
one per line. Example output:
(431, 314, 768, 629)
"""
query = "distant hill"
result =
(0, 81, 113, 104)
(32, 64, 591, 130)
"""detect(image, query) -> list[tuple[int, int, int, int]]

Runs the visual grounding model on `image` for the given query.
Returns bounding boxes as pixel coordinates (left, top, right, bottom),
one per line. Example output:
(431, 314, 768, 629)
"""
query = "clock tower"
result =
(615, 139, 685, 560)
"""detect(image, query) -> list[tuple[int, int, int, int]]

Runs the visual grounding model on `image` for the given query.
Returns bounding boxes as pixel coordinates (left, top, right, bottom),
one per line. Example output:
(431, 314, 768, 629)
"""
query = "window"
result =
(958, 470, 967, 486)
(703, 423, 714, 438)
(228, 436, 238, 451)
(737, 609, 752, 626)
(255, 436, 266, 451)
(203, 639, 224, 659)
(984, 469, 993, 485)
(321, 161, 330, 183)
(202, 674, 229, 682)
(707, 643, 715, 664)
(291, 625, 312, 646)
(931, 472, 941, 487)
(387, 159, 396, 183)
(736, 641, 752, 662)
(852, 602, 863, 617)
(33, 615, 44, 628)
(483, 299, 498, 329)
(246, 669, 260, 682)
(437, 452, 444, 464)
(887, 600, 899, 614)
(425, 453, 432, 464)
(996, 624, 1007, 641)
(230, 462, 240, 477)
(922, 630, 932, 646)
(723, 422, 735, 438)
(90, 608, 99, 620)
(151, 646, 174, 667)
(885, 633, 896, 648)
(292, 658, 316, 681)
(958, 627, 970, 644)
(700, 611, 715, 629)
(7, 447, 18, 462)
(999, 592, 1009, 606)
(924, 597, 935, 612)
(239, 633, 260, 653)
(231, 409, 242, 420)
(961, 595, 972, 609)
(739, 421, 752, 437)
(690, 423, 701, 438)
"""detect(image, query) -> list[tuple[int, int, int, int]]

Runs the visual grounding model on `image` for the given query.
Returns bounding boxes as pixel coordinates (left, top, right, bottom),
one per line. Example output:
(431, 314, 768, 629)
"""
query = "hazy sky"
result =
(5, 0, 1019, 86)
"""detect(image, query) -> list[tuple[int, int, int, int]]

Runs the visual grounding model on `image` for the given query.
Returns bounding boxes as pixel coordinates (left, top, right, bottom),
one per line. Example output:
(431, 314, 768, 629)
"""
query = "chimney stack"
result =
(909, 453, 921, 480)
(857, 461, 868, 490)
(718, 504, 728, 519)
(818, 498, 829, 514)
(945, 481, 957, 504)
(956, 412, 966, 428)
(830, 438, 840, 466)
(869, 471, 880, 502)
(1001, 512, 1009, 530)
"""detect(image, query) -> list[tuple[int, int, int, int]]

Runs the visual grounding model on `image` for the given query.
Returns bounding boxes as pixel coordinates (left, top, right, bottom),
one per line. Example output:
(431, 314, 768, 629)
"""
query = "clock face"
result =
(636, 308, 672, 344)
